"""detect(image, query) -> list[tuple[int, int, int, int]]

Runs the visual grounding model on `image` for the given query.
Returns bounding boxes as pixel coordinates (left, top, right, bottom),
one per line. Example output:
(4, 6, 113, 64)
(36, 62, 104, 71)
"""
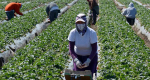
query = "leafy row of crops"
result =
(0, 0, 89, 79)
(117, 0, 150, 32)
(0, 0, 74, 50)
(96, 0, 150, 79)
(137, 0, 150, 4)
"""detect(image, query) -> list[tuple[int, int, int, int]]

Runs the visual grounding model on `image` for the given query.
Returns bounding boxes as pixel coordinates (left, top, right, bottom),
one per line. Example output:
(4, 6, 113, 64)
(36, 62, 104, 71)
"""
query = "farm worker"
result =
(122, 2, 137, 26)
(46, 2, 60, 23)
(87, 0, 99, 25)
(68, 13, 98, 78)
(5, 2, 23, 21)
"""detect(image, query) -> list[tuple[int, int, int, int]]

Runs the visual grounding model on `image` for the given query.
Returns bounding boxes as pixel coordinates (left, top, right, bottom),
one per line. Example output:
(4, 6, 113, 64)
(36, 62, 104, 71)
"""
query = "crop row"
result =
(117, 0, 150, 32)
(137, 0, 150, 4)
(0, 0, 89, 79)
(0, 0, 74, 50)
(96, 0, 150, 79)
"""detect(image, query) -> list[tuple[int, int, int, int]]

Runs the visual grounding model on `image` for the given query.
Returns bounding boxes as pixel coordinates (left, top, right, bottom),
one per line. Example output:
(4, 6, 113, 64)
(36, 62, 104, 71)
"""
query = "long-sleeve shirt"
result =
(122, 2, 137, 18)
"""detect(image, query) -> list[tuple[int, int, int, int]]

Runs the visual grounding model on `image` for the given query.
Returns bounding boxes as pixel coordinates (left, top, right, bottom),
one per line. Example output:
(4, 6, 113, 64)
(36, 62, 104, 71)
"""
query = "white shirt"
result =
(68, 27, 97, 56)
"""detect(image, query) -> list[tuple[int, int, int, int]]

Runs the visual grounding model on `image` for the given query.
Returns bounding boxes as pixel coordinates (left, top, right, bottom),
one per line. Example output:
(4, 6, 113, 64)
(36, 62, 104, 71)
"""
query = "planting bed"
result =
(96, 0, 150, 79)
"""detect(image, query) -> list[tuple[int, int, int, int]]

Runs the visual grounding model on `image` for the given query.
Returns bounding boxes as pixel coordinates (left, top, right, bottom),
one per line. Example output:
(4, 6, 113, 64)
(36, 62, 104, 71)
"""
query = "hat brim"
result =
(76, 19, 85, 23)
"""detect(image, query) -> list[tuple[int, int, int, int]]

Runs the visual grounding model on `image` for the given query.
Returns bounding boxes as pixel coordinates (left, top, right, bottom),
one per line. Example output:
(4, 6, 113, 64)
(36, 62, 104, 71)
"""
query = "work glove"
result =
(74, 58, 83, 69)
(82, 58, 91, 68)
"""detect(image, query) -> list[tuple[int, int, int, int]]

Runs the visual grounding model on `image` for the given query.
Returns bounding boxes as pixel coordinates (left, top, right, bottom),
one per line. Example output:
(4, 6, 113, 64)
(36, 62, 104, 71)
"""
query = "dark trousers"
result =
(5, 10, 14, 20)
(126, 17, 135, 26)
(92, 9, 97, 25)
(49, 10, 59, 22)
(73, 54, 98, 77)
(46, 7, 59, 22)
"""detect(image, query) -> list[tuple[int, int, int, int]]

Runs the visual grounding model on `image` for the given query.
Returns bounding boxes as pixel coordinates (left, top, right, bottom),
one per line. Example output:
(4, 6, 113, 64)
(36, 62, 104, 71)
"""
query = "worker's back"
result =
(5, 2, 21, 11)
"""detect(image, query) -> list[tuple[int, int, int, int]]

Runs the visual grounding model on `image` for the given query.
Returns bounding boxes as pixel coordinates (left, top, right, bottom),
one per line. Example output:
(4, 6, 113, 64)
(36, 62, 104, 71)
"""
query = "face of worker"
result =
(76, 21, 86, 31)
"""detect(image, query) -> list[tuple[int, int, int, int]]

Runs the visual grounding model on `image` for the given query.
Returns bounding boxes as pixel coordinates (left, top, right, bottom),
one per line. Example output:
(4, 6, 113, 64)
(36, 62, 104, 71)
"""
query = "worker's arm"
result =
(121, 9, 127, 16)
(69, 41, 78, 60)
(14, 13, 16, 16)
(82, 42, 97, 68)
(87, 0, 93, 10)
(89, 42, 97, 60)
(15, 7, 23, 15)
(16, 11, 23, 15)
(96, 0, 99, 3)
(89, 1, 93, 10)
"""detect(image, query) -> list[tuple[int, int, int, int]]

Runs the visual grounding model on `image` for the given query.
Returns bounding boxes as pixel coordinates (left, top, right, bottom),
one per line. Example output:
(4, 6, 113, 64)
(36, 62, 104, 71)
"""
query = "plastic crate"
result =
(65, 69, 93, 80)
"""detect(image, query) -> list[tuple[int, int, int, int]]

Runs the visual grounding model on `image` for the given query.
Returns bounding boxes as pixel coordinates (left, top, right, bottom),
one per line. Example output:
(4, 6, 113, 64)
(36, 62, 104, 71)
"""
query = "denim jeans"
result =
(5, 10, 14, 20)
(73, 54, 98, 77)
(126, 17, 135, 26)
(49, 10, 59, 22)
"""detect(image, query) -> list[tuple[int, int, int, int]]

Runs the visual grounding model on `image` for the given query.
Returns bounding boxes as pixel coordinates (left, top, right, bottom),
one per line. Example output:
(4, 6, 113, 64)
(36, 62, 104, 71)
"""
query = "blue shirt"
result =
(50, 6, 59, 11)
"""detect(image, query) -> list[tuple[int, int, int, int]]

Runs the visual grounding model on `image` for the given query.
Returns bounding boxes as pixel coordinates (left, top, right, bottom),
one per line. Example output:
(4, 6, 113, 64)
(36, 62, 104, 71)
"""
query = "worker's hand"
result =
(47, 19, 51, 23)
(74, 58, 83, 69)
(82, 58, 91, 68)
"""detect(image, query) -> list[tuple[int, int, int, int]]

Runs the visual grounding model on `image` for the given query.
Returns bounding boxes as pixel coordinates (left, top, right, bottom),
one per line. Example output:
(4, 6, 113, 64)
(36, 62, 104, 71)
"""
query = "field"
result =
(0, 0, 150, 79)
